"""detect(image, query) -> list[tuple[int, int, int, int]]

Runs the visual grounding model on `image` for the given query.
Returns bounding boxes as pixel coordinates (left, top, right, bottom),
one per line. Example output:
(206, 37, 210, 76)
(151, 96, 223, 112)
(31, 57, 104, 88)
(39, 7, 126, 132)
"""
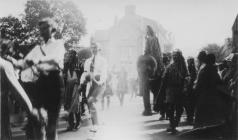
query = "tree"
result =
(202, 43, 223, 62)
(0, 0, 86, 57)
(24, 0, 86, 49)
(202, 38, 235, 62)
(0, 16, 28, 44)
(24, 0, 53, 30)
(0, 16, 40, 57)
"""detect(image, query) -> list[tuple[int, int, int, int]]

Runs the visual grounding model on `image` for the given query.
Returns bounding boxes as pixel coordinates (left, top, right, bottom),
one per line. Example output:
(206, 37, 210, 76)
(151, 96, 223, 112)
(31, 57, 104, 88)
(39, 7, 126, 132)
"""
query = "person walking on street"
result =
(101, 72, 113, 110)
(116, 66, 128, 106)
(8, 18, 65, 140)
(161, 50, 188, 134)
(80, 43, 107, 132)
(155, 53, 172, 120)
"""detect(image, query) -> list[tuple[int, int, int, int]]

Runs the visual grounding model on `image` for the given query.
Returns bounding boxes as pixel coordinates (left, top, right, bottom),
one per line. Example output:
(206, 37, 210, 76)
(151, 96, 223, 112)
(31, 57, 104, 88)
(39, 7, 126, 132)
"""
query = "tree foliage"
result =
(202, 38, 234, 62)
(202, 43, 223, 62)
(0, 16, 41, 56)
(24, 0, 86, 48)
(24, 0, 53, 30)
(0, 0, 86, 56)
(0, 16, 28, 44)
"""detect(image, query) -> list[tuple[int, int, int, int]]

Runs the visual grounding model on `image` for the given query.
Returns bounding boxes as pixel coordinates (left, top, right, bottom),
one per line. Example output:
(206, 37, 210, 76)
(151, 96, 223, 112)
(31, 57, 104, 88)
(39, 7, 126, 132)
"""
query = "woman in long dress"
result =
(194, 53, 227, 128)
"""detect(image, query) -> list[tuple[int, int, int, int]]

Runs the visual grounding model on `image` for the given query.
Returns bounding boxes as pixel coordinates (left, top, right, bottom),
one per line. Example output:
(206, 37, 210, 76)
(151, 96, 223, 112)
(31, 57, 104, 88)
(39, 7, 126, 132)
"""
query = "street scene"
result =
(12, 95, 221, 140)
(12, 96, 192, 140)
(1, 0, 238, 140)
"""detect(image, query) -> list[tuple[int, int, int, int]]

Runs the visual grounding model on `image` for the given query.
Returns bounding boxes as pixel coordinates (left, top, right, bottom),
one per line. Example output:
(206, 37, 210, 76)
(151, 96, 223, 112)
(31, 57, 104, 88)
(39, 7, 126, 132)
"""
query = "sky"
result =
(0, 0, 238, 57)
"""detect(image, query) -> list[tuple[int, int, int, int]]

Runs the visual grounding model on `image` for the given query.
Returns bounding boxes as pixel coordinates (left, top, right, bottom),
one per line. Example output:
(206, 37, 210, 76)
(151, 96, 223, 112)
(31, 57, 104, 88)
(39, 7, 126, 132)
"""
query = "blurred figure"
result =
(184, 57, 197, 124)
(217, 53, 238, 138)
(220, 54, 237, 87)
(228, 53, 238, 139)
(194, 53, 227, 128)
(160, 50, 188, 134)
(101, 72, 113, 110)
(129, 77, 139, 99)
(154, 52, 172, 120)
(1, 31, 38, 140)
(145, 25, 164, 112)
(80, 43, 107, 132)
(138, 25, 163, 116)
(64, 50, 81, 131)
(116, 66, 128, 106)
(137, 54, 157, 116)
(8, 18, 65, 140)
(193, 50, 207, 94)
(196, 51, 207, 72)
(0, 57, 39, 140)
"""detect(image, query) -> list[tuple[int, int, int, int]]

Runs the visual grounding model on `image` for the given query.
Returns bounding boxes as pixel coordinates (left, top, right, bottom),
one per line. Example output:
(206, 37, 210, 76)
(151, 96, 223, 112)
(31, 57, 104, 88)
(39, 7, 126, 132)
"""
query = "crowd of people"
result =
(1, 17, 238, 140)
(137, 25, 238, 136)
(0, 17, 137, 139)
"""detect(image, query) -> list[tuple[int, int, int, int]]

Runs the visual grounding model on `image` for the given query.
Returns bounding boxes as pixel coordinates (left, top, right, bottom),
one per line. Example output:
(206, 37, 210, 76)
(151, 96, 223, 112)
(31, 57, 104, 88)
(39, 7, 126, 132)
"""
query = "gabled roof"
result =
(232, 14, 238, 32)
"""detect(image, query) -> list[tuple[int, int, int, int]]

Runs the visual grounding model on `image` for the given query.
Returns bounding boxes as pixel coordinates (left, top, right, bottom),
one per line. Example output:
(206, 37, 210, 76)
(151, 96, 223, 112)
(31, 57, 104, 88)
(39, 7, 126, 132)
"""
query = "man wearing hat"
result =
(80, 42, 107, 132)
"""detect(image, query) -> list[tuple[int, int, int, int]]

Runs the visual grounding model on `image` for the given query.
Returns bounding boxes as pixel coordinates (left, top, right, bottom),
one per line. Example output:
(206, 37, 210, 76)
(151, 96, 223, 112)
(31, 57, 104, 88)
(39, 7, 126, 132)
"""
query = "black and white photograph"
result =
(0, 0, 238, 140)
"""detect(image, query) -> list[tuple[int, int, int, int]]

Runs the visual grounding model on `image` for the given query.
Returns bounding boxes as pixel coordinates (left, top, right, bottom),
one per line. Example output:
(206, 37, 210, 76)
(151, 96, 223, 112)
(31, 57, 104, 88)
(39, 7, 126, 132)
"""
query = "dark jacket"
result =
(194, 64, 227, 127)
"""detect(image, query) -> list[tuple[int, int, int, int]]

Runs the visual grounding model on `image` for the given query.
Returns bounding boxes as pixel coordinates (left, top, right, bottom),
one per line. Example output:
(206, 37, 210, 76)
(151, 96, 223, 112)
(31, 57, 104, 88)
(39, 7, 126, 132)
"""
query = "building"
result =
(94, 5, 174, 77)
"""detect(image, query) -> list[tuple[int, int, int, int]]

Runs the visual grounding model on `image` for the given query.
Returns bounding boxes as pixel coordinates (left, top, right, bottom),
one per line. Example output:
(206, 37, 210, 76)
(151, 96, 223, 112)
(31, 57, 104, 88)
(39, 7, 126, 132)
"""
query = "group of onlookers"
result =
(138, 25, 238, 136)
(145, 50, 238, 135)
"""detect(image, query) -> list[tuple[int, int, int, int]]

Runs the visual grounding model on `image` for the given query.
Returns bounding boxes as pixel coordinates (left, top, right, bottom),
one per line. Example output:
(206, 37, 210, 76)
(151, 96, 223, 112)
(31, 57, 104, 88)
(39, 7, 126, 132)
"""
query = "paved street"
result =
(58, 95, 195, 140)
(13, 94, 223, 140)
